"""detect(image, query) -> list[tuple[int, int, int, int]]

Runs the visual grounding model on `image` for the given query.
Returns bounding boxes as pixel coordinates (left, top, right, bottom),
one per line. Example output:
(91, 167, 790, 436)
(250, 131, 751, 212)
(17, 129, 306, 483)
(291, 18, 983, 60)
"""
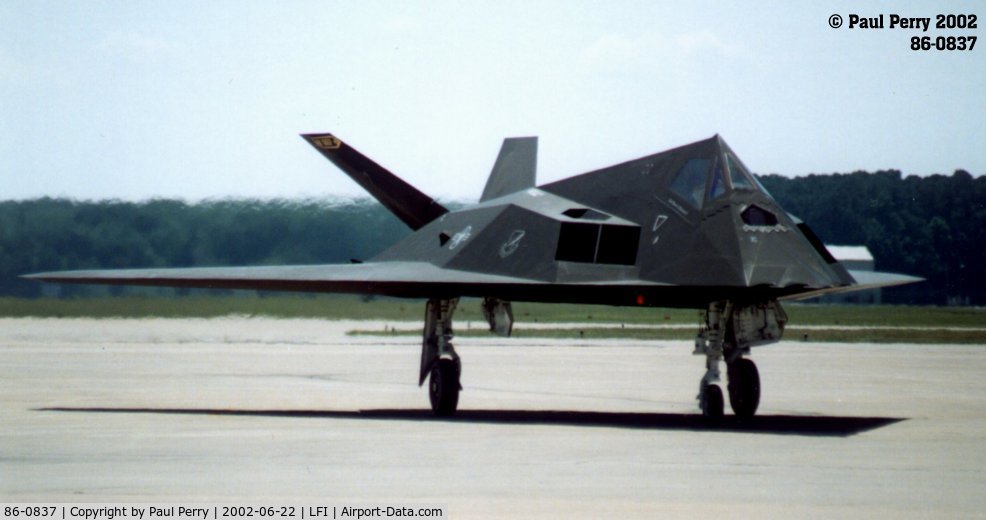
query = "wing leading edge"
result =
(779, 269, 924, 302)
(24, 263, 543, 300)
(24, 263, 918, 308)
(24, 262, 680, 304)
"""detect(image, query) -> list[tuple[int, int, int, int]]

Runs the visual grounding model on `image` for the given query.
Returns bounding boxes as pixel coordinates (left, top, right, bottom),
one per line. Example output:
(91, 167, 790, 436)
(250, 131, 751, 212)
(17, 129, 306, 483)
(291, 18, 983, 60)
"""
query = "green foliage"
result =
(348, 326, 986, 344)
(759, 170, 986, 305)
(2, 295, 984, 342)
(2, 295, 982, 327)
(0, 198, 409, 297)
(0, 294, 425, 319)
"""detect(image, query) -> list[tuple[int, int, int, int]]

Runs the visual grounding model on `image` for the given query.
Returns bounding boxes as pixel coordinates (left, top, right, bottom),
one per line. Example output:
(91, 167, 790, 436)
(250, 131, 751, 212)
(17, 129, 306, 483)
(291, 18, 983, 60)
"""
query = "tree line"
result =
(1, 169, 982, 304)
(0, 198, 409, 297)
(758, 169, 984, 305)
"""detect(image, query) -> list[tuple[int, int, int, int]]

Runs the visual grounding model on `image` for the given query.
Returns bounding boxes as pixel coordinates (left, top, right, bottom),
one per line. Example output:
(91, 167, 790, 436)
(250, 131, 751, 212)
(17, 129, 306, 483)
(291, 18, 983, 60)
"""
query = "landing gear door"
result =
(482, 297, 514, 338)
(733, 301, 788, 349)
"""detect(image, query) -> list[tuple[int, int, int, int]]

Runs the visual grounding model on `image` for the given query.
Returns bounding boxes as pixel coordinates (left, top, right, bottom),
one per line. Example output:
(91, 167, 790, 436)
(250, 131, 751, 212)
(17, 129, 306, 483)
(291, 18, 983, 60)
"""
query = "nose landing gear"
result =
(694, 300, 783, 422)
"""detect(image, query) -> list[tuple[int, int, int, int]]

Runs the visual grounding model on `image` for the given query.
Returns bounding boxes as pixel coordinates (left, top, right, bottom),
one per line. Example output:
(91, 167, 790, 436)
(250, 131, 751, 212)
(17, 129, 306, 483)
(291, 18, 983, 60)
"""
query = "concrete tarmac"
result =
(2, 317, 985, 518)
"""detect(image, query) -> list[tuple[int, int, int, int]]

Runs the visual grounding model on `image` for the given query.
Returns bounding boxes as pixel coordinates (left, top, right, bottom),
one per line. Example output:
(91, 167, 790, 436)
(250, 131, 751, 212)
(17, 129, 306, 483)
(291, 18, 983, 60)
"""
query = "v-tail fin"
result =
(302, 133, 448, 230)
(480, 136, 537, 202)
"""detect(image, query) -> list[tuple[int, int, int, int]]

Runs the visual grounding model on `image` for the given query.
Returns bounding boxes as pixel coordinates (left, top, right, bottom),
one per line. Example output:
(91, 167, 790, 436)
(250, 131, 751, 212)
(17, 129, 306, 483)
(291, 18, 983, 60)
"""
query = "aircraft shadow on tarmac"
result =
(38, 407, 903, 437)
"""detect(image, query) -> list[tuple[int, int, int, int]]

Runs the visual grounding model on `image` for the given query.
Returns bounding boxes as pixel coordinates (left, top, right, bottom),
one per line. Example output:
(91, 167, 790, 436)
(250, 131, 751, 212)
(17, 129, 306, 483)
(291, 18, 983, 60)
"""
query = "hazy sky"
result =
(2, 1, 984, 202)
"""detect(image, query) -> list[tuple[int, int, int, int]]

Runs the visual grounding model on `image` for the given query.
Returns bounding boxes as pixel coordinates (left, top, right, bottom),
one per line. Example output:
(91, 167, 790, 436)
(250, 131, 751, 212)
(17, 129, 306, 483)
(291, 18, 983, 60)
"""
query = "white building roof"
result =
(825, 245, 874, 262)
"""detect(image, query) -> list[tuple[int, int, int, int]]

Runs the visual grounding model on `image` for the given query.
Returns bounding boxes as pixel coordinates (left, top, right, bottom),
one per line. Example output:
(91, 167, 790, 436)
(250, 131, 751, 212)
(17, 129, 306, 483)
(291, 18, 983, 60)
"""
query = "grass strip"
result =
(347, 326, 986, 344)
(0, 296, 983, 331)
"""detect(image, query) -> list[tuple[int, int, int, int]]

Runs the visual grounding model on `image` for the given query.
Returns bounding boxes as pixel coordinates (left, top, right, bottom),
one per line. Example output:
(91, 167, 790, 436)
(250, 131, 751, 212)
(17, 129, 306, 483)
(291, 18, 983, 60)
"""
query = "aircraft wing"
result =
(25, 264, 919, 306)
(24, 262, 553, 300)
(779, 269, 923, 302)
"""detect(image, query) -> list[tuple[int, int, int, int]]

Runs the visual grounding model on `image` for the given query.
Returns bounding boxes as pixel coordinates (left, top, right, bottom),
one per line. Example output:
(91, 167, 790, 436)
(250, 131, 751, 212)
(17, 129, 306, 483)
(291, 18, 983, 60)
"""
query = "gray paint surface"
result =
(27, 134, 920, 307)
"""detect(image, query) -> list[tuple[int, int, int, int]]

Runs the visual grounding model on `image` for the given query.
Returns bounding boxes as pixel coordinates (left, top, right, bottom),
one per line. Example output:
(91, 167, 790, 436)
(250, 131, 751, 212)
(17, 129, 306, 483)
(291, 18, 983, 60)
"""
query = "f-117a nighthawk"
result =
(28, 133, 920, 420)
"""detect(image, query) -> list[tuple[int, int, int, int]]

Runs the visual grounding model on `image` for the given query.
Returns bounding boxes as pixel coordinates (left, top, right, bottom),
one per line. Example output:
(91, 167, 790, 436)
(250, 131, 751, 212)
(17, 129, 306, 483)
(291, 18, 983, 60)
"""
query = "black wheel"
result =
(701, 384, 724, 423)
(429, 358, 460, 416)
(727, 358, 760, 418)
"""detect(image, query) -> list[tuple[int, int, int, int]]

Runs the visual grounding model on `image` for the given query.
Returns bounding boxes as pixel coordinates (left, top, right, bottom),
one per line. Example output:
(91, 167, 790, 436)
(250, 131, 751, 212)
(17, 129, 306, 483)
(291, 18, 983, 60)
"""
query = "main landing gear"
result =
(418, 297, 513, 417)
(420, 298, 461, 416)
(694, 300, 784, 422)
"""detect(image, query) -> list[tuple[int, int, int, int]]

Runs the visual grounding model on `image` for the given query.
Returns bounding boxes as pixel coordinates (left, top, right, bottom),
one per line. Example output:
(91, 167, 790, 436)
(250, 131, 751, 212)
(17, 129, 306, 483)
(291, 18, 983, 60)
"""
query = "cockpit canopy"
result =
(668, 137, 770, 210)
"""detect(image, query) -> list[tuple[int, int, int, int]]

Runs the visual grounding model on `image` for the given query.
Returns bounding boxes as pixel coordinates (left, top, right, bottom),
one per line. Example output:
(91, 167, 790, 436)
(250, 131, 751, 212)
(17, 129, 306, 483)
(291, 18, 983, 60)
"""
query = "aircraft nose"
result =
(731, 198, 850, 289)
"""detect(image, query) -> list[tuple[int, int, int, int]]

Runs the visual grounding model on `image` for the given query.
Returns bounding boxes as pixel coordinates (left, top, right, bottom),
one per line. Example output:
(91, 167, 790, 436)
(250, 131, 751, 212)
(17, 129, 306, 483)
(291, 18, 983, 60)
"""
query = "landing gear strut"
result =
(694, 301, 730, 422)
(420, 298, 461, 416)
(694, 300, 785, 421)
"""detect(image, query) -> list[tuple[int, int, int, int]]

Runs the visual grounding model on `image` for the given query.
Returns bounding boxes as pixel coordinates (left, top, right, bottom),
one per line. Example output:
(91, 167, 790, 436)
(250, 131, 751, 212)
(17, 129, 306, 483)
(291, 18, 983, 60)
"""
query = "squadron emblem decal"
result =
(448, 225, 473, 250)
(499, 229, 526, 258)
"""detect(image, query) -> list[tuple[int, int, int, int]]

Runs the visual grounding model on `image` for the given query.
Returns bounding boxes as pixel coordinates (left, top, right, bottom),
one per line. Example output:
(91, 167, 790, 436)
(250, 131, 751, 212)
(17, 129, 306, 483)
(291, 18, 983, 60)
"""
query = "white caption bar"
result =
(1, 505, 448, 520)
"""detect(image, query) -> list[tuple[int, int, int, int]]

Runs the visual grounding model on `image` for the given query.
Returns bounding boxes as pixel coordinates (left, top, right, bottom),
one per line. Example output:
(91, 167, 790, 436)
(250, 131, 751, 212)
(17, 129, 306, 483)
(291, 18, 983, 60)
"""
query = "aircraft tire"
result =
(429, 359, 460, 416)
(727, 358, 760, 418)
(701, 384, 724, 423)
